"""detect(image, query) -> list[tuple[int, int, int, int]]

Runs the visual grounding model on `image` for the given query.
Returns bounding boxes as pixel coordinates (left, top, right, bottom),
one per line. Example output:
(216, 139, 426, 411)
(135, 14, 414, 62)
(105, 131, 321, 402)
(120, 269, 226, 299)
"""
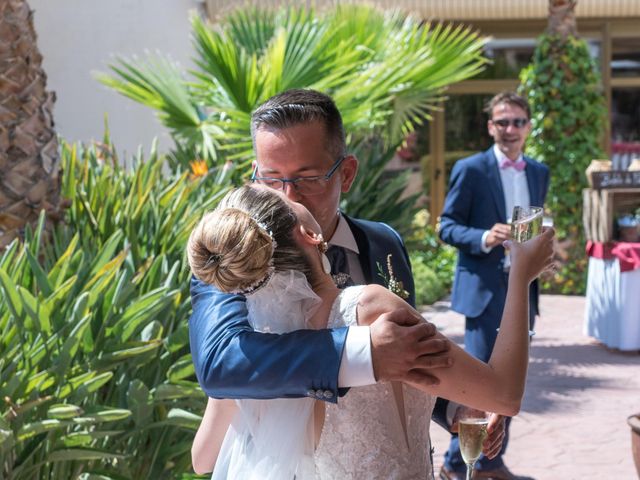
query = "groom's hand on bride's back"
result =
(369, 309, 452, 386)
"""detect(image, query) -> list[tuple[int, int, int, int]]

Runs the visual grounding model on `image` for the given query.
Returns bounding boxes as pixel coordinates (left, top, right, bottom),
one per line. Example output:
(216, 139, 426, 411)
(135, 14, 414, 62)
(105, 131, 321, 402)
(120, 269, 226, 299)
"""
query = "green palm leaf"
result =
(96, 55, 221, 163)
(192, 15, 263, 112)
(99, 4, 487, 179)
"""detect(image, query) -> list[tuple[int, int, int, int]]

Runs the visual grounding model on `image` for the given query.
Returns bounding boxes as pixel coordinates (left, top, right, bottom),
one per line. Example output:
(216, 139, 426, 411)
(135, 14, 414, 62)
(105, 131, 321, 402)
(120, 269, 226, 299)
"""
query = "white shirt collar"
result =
(328, 213, 359, 254)
(493, 144, 524, 166)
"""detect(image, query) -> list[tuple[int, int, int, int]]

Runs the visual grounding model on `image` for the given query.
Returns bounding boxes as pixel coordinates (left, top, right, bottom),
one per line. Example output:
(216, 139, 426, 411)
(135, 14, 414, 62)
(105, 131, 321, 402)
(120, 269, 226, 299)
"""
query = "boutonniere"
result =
(377, 254, 409, 300)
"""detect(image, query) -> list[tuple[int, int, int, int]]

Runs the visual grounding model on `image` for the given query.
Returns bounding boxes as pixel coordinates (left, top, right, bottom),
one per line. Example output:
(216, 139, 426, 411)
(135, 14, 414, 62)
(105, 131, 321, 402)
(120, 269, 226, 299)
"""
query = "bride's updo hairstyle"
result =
(187, 185, 312, 294)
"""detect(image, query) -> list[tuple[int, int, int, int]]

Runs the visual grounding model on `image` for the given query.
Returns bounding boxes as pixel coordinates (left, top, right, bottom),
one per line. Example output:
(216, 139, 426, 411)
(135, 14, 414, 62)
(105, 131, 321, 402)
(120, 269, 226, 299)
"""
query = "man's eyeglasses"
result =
(251, 155, 346, 196)
(491, 118, 529, 129)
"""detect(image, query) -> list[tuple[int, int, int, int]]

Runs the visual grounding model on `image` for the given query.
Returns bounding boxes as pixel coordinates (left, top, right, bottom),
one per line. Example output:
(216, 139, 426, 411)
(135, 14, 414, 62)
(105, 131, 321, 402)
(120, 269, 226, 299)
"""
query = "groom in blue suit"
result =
(189, 89, 453, 405)
(438, 92, 550, 480)
(190, 90, 507, 475)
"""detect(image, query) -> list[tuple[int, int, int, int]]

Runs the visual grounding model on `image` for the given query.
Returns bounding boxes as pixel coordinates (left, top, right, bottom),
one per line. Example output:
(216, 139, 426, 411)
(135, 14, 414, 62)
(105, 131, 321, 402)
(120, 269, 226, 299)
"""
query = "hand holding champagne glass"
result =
(459, 415, 490, 480)
(503, 205, 551, 338)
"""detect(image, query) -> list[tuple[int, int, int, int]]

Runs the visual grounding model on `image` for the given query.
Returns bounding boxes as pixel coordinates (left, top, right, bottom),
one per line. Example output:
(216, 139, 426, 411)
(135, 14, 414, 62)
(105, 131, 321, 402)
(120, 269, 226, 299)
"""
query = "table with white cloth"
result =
(584, 241, 640, 351)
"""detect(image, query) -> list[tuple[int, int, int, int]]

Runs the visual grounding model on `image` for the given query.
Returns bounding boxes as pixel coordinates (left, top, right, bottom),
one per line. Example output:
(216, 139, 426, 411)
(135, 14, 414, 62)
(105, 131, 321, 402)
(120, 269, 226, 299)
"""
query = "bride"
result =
(186, 185, 554, 479)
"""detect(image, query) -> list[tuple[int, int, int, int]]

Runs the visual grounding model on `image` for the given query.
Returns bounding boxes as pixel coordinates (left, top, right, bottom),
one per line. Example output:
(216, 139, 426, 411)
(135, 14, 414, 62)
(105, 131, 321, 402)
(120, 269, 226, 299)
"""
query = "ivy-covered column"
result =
(519, 0, 606, 294)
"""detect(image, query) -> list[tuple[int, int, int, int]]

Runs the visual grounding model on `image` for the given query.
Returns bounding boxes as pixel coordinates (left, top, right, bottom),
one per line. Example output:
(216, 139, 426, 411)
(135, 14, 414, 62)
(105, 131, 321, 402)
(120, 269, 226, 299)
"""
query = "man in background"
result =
(439, 91, 550, 480)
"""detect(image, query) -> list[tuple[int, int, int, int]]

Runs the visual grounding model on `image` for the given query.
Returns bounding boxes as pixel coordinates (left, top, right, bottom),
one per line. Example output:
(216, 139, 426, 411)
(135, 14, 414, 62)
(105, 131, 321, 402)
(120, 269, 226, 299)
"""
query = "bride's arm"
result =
(191, 397, 237, 475)
(357, 229, 554, 416)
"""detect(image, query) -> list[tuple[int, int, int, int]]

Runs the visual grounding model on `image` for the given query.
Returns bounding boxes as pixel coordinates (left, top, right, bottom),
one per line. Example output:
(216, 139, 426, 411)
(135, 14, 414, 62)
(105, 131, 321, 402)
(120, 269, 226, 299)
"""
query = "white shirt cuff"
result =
(337, 326, 376, 387)
(481, 230, 493, 253)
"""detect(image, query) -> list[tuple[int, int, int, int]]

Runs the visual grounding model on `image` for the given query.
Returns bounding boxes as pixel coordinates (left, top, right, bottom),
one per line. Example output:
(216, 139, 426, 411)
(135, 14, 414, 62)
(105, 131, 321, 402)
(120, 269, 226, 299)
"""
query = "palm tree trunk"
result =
(0, 0, 60, 249)
(547, 0, 578, 39)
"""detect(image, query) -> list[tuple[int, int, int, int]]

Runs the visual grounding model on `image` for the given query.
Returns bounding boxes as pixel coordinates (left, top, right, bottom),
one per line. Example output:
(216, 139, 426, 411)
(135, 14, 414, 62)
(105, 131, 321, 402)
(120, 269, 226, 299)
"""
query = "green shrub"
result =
(342, 137, 421, 239)
(403, 211, 457, 306)
(0, 138, 227, 479)
(519, 34, 606, 294)
(409, 254, 446, 306)
(406, 211, 457, 290)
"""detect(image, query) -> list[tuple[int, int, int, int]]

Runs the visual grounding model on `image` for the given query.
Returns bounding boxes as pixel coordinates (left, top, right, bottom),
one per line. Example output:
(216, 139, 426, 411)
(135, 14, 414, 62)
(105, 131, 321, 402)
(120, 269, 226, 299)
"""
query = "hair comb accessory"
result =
(204, 252, 222, 268)
(227, 212, 278, 296)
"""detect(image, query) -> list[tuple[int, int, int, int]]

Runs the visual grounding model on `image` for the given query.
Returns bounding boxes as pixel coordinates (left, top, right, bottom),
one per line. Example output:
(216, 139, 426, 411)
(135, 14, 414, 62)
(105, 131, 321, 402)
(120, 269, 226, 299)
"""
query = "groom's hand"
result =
(369, 309, 452, 386)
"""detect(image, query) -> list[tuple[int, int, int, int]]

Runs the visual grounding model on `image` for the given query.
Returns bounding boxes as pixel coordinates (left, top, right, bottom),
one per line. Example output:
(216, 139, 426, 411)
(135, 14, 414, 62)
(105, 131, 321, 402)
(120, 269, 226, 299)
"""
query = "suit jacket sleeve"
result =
(439, 160, 489, 256)
(542, 163, 550, 202)
(431, 397, 452, 431)
(189, 277, 348, 403)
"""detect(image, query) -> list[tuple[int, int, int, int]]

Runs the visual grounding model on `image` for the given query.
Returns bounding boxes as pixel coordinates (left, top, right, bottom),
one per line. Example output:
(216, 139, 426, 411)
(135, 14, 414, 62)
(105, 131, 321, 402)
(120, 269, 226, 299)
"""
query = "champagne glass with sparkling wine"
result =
(459, 415, 490, 480)
(510, 206, 544, 243)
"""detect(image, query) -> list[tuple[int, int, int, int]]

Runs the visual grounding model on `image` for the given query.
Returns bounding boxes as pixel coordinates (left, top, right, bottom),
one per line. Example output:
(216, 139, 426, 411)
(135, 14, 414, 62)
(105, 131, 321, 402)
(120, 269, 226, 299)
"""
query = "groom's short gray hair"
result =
(250, 89, 347, 159)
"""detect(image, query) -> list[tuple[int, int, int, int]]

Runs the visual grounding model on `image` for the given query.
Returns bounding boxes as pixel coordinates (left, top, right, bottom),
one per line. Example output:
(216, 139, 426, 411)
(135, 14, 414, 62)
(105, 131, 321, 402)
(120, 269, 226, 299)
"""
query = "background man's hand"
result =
(483, 413, 506, 459)
(450, 406, 506, 459)
(486, 223, 511, 248)
(369, 309, 452, 388)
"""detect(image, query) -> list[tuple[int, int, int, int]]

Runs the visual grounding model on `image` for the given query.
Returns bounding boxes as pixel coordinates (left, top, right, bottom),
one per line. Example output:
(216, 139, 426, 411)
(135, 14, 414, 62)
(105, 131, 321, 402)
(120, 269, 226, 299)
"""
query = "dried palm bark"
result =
(0, 0, 60, 249)
(548, 0, 578, 39)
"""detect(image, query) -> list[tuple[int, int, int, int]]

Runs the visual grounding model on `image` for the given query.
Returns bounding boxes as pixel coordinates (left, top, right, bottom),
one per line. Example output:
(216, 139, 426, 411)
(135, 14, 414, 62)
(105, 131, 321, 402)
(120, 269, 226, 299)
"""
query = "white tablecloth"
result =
(584, 257, 640, 350)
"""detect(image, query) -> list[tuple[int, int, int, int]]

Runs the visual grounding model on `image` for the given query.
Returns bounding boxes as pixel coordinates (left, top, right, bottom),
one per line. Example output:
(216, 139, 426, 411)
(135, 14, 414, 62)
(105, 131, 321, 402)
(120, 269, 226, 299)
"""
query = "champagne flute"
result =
(504, 206, 544, 269)
(459, 416, 489, 480)
(511, 206, 544, 243)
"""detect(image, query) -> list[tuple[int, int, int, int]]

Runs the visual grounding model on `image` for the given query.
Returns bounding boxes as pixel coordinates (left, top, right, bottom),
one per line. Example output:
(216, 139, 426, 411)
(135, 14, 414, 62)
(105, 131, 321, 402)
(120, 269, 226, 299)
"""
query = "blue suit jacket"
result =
(439, 147, 550, 318)
(189, 214, 415, 403)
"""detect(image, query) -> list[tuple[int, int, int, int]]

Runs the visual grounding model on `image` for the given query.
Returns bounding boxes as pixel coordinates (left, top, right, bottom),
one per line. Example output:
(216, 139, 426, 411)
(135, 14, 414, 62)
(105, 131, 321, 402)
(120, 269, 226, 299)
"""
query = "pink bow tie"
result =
(500, 158, 526, 171)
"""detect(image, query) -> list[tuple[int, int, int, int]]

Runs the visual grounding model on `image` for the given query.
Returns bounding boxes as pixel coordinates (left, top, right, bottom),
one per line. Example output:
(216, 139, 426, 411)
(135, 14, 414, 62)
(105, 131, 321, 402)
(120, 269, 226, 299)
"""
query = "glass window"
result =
(612, 38, 640, 78)
(478, 39, 536, 79)
(477, 37, 601, 80)
(444, 94, 493, 176)
(611, 88, 640, 169)
(612, 89, 640, 142)
(418, 94, 493, 202)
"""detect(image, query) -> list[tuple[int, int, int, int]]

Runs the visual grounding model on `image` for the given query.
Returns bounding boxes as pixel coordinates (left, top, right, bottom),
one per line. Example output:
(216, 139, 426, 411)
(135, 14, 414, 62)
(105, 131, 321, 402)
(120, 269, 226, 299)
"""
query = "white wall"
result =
(31, 0, 202, 158)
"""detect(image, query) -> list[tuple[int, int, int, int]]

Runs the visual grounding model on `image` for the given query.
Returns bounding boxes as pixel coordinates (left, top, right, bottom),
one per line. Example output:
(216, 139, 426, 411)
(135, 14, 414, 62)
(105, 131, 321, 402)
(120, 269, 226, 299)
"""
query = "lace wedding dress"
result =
(211, 271, 436, 480)
(315, 282, 436, 479)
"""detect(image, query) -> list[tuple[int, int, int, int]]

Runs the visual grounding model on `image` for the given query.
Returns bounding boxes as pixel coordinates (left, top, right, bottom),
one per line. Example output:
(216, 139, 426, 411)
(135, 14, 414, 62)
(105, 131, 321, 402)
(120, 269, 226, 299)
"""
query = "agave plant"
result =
(97, 5, 487, 233)
(0, 138, 227, 479)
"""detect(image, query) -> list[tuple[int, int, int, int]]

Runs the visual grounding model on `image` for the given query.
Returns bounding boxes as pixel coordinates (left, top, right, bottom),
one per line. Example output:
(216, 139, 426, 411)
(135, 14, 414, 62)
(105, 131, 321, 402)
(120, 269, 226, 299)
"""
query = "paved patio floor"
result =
(423, 294, 640, 480)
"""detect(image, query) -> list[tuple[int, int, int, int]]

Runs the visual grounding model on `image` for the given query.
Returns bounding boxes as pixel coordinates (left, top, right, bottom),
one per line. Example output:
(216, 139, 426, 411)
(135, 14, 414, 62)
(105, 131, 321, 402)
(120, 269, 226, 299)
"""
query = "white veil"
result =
(211, 270, 322, 480)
